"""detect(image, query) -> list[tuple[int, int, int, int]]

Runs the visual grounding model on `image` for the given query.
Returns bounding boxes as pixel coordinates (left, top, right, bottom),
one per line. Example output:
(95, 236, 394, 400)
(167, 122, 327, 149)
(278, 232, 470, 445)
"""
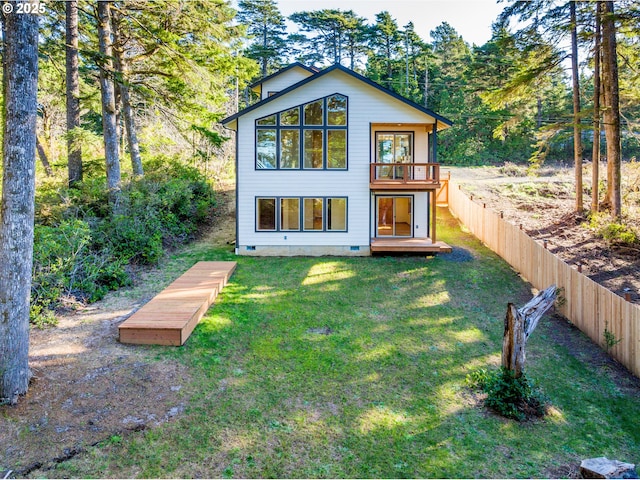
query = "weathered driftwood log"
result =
(502, 285, 557, 378)
(580, 457, 638, 479)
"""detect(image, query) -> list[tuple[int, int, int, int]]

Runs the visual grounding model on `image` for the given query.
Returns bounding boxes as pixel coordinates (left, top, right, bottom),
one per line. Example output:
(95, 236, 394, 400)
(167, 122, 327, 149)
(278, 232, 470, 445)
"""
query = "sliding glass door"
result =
(376, 132, 413, 180)
(376, 196, 412, 237)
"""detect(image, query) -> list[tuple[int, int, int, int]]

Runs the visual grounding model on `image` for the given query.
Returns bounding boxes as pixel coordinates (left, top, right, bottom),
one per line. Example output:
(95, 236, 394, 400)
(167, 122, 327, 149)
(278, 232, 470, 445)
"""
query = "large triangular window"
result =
(255, 94, 347, 170)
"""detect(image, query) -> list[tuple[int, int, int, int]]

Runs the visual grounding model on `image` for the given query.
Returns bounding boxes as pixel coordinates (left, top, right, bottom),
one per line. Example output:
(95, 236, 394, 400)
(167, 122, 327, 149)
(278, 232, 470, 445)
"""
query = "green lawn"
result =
(49, 209, 640, 478)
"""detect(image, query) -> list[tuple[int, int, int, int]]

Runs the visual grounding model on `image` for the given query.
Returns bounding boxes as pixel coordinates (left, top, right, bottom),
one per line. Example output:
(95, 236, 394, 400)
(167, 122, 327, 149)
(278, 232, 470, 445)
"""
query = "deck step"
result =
(370, 238, 452, 253)
(118, 261, 237, 346)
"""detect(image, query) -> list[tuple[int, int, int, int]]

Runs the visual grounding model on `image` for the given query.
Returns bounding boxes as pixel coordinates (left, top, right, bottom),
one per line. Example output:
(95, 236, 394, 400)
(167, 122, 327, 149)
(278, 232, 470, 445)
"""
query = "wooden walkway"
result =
(118, 261, 236, 346)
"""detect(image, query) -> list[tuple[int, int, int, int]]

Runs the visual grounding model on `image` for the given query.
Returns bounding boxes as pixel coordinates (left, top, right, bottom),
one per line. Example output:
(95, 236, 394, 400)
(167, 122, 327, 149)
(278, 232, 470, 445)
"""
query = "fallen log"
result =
(502, 285, 557, 378)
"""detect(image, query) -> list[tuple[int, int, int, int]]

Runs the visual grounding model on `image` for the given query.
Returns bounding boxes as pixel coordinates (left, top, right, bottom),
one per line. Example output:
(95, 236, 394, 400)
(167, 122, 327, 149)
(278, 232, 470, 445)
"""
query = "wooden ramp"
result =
(118, 261, 236, 346)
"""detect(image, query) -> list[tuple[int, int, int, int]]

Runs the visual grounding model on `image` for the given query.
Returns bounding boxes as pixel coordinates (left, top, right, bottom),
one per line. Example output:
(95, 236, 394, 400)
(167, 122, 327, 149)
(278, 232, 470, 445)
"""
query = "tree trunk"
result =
(570, 1, 583, 214)
(66, 0, 82, 186)
(112, 8, 143, 177)
(262, 21, 268, 77)
(36, 136, 53, 176)
(97, 0, 121, 202)
(0, 4, 39, 405)
(592, 2, 602, 213)
(600, 1, 621, 218)
(537, 95, 542, 129)
(502, 286, 557, 378)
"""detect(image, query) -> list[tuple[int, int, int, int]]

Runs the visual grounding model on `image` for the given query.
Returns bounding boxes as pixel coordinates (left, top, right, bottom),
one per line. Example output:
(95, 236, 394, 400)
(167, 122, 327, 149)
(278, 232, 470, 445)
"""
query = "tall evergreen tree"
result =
(498, 1, 591, 209)
(570, 1, 584, 213)
(66, 0, 83, 186)
(591, 1, 602, 212)
(113, 0, 257, 150)
(237, 0, 288, 76)
(401, 22, 429, 101)
(289, 9, 367, 68)
(367, 12, 402, 89)
(0, 1, 39, 405)
(600, 0, 621, 217)
(111, 5, 143, 177)
(342, 11, 368, 70)
(96, 0, 121, 201)
(429, 22, 476, 161)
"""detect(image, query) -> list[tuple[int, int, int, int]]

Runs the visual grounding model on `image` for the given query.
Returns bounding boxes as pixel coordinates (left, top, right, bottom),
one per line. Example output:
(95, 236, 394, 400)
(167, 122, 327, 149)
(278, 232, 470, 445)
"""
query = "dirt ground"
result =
(1, 169, 639, 477)
(446, 162, 640, 304)
(0, 187, 236, 478)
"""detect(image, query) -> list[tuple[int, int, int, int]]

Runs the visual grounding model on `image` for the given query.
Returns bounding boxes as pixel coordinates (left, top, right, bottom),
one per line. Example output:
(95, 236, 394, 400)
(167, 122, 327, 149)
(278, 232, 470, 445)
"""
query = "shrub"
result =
(467, 367, 548, 421)
(32, 219, 130, 325)
(30, 155, 217, 325)
(99, 213, 164, 264)
(95, 159, 216, 264)
(498, 162, 528, 177)
(587, 212, 639, 248)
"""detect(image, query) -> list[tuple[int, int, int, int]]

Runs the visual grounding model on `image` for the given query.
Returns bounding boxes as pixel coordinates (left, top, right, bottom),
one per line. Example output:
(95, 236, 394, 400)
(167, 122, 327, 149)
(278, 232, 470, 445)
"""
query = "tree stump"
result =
(502, 285, 557, 378)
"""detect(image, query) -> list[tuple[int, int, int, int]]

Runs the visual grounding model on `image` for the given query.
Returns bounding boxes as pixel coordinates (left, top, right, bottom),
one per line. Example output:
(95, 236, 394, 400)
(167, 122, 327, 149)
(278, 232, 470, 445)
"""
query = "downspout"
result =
(235, 128, 239, 255)
(431, 122, 438, 244)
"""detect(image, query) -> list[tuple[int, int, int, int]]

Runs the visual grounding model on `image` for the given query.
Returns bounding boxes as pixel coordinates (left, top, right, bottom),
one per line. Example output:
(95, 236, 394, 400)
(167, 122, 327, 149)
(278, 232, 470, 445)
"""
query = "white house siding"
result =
(235, 69, 438, 256)
(259, 68, 315, 100)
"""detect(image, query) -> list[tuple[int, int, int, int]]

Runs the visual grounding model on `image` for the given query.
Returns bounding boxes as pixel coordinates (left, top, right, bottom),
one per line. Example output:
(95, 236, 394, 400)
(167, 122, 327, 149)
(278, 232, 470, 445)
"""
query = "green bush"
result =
(99, 213, 164, 264)
(31, 155, 217, 325)
(587, 212, 639, 248)
(32, 219, 130, 325)
(96, 159, 216, 263)
(467, 367, 548, 421)
(599, 222, 638, 246)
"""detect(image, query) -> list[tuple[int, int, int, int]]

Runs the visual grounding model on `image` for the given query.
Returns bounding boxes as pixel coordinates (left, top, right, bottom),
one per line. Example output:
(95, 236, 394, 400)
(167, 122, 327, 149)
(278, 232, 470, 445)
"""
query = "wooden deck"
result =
(370, 237, 452, 254)
(118, 261, 237, 346)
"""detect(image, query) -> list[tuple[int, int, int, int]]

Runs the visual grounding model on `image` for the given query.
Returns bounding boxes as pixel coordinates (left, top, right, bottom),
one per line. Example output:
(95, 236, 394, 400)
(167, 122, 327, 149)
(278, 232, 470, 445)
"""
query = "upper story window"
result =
(304, 100, 323, 126)
(255, 94, 348, 170)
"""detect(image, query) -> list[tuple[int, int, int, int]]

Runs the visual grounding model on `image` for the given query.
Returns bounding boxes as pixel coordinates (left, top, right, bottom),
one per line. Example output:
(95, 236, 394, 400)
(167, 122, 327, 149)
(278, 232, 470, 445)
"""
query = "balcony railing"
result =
(370, 162, 440, 190)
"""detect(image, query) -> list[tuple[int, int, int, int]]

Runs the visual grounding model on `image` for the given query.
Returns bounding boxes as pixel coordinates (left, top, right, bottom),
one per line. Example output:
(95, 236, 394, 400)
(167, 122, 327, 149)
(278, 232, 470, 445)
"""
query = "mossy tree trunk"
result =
(97, 0, 121, 203)
(600, 1, 621, 218)
(0, 2, 39, 405)
(66, 0, 83, 186)
(112, 8, 143, 177)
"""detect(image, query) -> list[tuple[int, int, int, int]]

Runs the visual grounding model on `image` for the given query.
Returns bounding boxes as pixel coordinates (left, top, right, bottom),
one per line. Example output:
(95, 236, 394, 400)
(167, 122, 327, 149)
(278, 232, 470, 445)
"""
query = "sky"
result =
(273, 0, 505, 46)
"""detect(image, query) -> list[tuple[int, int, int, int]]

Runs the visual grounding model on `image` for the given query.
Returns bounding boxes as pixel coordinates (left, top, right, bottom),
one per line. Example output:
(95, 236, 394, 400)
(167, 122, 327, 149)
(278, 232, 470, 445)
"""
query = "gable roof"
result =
(223, 63, 453, 130)
(248, 62, 319, 91)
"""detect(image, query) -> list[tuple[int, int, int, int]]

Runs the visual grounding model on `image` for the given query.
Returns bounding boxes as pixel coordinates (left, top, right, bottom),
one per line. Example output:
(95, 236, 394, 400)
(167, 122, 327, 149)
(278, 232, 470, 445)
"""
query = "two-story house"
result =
(221, 63, 453, 256)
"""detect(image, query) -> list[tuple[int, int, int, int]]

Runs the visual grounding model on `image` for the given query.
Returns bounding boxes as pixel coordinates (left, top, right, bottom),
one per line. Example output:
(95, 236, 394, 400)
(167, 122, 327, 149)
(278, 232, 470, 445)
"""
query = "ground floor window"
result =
(256, 198, 276, 231)
(303, 198, 323, 230)
(256, 196, 347, 232)
(327, 198, 347, 231)
(280, 198, 300, 231)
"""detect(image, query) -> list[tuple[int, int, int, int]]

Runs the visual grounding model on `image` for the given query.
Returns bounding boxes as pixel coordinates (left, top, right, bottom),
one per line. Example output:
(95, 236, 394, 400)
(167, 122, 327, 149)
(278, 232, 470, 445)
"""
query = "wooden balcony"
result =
(370, 163, 440, 190)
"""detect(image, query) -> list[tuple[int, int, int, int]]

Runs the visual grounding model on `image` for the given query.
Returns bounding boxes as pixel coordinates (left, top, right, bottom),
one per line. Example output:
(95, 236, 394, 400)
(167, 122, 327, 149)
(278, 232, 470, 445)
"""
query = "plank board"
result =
(118, 261, 236, 346)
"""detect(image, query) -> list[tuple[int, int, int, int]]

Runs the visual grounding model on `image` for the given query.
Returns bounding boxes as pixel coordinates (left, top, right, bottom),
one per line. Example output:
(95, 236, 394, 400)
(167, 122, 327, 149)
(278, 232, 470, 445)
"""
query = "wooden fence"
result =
(446, 181, 640, 378)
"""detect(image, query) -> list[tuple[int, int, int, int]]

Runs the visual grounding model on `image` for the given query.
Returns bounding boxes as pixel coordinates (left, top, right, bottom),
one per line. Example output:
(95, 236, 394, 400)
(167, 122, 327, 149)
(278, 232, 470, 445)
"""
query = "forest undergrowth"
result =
(30, 155, 218, 327)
